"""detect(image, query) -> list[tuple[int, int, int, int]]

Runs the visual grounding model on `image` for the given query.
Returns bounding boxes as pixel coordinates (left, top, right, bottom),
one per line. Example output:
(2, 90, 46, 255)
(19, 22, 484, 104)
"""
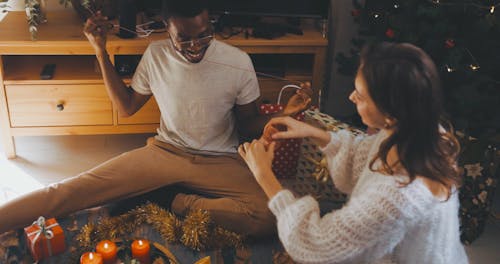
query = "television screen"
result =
(209, 0, 330, 18)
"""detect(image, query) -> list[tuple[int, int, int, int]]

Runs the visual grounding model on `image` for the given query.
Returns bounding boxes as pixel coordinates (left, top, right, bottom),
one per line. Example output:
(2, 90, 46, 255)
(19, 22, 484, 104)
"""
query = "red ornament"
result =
(445, 39, 455, 49)
(351, 9, 361, 17)
(385, 28, 395, 39)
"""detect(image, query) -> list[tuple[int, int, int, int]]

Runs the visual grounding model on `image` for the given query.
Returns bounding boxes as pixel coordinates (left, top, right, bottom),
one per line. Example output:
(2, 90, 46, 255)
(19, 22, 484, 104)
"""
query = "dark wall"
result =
(322, 0, 359, 122)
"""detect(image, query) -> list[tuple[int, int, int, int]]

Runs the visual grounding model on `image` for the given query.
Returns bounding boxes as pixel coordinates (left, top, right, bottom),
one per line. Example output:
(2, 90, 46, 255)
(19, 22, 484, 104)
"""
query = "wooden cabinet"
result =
(0, 11, 328, 158)
(6, 84, 113, 127)
(118, 97, 160, 125)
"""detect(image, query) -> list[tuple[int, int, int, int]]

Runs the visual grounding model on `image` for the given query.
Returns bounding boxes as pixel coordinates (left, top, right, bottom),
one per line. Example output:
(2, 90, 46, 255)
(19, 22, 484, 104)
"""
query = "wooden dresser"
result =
(0, 11, 327, 158)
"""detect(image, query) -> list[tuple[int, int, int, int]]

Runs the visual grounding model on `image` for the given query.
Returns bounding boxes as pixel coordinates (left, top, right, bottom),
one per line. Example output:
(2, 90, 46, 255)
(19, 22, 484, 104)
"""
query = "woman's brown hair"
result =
(361, 42, 461, 199)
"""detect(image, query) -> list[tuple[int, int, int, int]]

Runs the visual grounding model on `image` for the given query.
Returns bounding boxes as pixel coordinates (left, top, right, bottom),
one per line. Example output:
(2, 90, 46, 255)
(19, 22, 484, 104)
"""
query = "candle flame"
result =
(89, 252, 94, 259)
(104, 243, 109, 249)
(138, 240, 143, 246)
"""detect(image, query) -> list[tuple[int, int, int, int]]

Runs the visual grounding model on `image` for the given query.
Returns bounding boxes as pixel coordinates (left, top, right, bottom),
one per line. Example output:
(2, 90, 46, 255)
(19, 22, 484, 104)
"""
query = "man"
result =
(0, 0, 310, 236)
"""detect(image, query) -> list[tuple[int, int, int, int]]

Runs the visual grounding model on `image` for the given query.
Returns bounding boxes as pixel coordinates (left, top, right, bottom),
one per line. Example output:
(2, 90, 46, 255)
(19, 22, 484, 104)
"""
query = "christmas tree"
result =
(336, 0, 500, 138)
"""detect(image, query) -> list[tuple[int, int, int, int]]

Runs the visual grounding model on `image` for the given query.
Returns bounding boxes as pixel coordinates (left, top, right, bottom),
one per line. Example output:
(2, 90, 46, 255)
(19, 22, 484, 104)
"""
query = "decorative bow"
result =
(304, 155, 330, 182)
(28, 216, 58, 258)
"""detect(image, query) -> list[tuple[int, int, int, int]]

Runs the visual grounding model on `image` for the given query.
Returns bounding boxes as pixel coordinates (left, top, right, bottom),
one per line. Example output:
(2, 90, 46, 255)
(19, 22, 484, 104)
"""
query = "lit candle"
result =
(96, 240, 118, 264)
(131, 239, 151, 264)
(80, 252, 103, 264)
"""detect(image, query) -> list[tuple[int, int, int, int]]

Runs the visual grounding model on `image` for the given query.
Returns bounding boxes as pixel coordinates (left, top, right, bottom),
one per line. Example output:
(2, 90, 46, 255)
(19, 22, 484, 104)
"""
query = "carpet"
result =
(0, 156, 45, 208)
(0, 205, 293, 264)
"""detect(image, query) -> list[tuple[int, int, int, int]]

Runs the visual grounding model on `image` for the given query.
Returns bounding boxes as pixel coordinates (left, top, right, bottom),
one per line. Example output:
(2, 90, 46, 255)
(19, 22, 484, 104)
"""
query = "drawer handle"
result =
(56, 103, 65, 111)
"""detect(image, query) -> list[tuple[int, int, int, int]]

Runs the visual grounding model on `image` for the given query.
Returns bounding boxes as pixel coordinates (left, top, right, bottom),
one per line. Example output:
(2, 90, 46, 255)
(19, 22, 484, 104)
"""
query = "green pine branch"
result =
(336, 0, 500, 137)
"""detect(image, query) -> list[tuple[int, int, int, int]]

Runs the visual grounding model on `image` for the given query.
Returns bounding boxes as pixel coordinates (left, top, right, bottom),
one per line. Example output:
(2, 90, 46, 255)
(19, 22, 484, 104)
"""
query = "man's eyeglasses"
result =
(163, 20, 215, 50)
(173, 34, 214, 50)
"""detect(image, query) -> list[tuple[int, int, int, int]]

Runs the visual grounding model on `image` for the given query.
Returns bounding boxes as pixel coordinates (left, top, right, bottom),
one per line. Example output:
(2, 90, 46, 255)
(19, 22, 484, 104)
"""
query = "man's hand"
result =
(283, 82, 313, 116)
(83, 11, 111, 56)
(261, 121, 288, 149)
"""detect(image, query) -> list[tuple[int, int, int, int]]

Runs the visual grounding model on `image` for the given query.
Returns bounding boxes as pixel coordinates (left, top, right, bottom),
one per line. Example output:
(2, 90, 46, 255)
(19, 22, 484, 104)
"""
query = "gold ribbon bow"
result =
(28, 216, 58, 258)
(304, 155, 330, 182)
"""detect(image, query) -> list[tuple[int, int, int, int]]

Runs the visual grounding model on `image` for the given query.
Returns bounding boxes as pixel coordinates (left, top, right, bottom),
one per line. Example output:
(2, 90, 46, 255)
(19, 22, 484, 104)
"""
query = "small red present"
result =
(259, 84, 308, 179)
(24, 216, 66, 261)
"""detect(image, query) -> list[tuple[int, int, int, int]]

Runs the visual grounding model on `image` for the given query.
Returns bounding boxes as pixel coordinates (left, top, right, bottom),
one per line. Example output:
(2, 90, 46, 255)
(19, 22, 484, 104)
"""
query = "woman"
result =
(238, 42, 468, 263)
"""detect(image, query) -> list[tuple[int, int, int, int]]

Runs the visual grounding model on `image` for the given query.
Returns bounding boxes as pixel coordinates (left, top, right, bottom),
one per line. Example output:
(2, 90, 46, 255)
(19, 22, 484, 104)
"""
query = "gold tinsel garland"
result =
(180, 210, 211, 251)
(147, 204, 182, 243)
(75, 203, 243, 252)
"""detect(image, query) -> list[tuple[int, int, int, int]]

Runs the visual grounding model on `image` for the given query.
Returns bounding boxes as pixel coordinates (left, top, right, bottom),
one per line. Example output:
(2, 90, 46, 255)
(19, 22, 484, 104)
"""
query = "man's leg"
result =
(170, 152, 276, 237)
(107, 184, 190, 216)
(0, 143, 191, 234)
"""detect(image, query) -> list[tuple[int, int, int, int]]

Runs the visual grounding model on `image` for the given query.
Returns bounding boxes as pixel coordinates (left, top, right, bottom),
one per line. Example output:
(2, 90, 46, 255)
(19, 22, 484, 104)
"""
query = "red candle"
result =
(96, 240, 117, 264)
(80, 252, 103, 264)
(131, 239, 151, 264)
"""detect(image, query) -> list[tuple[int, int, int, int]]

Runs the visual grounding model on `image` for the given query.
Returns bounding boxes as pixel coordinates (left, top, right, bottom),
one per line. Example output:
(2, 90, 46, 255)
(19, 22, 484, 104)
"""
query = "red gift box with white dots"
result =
(259, 104, 304, 179)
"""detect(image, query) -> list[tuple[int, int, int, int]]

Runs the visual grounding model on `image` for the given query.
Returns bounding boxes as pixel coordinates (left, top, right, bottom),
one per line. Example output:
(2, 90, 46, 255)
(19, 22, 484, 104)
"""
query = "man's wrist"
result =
(281, 107, 298, 117)
(281, 109, 293, 116)
(96, 50, 109, 60)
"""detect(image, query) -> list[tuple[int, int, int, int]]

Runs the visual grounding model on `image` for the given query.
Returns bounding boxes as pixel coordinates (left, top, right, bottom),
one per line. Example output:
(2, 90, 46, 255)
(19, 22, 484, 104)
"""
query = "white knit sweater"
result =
(269, 130, 468, 264)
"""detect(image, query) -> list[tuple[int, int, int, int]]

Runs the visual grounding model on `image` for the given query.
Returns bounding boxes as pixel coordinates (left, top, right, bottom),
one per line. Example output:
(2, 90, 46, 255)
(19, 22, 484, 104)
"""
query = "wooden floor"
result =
(0, 133, 499, 263)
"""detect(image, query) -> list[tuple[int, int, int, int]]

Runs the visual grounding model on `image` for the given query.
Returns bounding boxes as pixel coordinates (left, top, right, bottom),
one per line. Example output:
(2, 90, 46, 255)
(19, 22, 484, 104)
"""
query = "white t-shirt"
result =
(131, 39, 260, 154)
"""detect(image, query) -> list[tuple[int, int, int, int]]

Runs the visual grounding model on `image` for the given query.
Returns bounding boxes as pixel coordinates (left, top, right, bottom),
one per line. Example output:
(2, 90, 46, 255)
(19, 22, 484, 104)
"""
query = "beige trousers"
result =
(0, 139, 275, 237)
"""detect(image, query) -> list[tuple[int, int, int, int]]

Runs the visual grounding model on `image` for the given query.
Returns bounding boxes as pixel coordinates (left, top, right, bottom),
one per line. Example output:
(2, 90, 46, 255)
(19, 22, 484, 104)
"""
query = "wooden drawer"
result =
(118, 96, 161, 124)
(257, 79, 310, 106)
(6, 84, 113, 127)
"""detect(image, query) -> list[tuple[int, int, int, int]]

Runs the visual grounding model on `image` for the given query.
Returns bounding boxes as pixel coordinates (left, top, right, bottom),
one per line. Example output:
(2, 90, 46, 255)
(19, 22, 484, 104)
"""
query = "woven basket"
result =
(290, 109, 365, 202)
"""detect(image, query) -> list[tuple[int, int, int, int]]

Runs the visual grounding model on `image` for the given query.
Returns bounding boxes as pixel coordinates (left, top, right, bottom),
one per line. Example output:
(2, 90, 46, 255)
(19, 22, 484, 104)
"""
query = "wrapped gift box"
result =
(259, 103, 305, 179)
(24, 217, 66, 261)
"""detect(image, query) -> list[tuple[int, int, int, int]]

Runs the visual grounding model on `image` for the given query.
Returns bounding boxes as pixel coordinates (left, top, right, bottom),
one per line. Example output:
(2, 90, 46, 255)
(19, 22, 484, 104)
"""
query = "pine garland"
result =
(337, 0, 500, 136)
(75, 222, 97, 251)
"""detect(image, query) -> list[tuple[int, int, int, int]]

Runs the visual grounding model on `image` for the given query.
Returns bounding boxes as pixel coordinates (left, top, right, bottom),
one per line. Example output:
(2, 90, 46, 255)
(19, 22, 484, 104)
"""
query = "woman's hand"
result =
(83, 11, 110, 56)
(238, 139, 283, 198)
(265, 116, 332, 148)
(265, 116, 314, 139)
(283, 82, 313, 116)
(238, 139, 276, 182)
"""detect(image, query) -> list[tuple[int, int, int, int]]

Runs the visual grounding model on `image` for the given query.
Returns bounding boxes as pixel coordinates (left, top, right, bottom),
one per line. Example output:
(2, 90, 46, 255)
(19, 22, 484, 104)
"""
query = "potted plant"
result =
(0, 0, 10, 13)
(24, 0, 117, 40)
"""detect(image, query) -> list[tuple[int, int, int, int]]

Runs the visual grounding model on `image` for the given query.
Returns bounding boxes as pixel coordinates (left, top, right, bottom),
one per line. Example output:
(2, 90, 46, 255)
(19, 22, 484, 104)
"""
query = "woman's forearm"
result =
(310, 127, 331, 148)
(256, 169, 284, 199)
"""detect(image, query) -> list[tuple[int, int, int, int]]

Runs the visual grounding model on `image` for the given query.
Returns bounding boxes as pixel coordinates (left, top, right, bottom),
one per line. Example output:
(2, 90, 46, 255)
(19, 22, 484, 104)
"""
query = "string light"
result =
(465, 48, 481, 72)
(206, 59, 303, 84)
(445, 64, 455, 72)
(427, 0, 500, 13)
(394, 4, 400, 9)
(469, 64, 480, 71)
(81, 4, 305, 85)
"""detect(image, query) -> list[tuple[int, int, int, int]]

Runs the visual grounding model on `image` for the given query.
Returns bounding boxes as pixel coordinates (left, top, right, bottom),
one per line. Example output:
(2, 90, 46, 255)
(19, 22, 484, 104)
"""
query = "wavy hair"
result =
(361, 42, 461, 199)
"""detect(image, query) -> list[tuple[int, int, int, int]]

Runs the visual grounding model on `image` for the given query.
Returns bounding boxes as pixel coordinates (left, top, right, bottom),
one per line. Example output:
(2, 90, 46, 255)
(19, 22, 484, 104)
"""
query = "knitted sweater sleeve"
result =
(269, 184, 422, 264)
(320, 130, 369, 194)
